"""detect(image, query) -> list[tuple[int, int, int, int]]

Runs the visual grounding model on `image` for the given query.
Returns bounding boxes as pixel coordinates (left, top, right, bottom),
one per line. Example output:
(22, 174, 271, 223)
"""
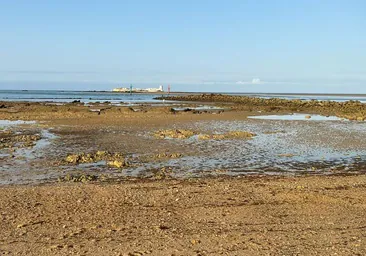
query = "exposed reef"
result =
(154, 129, 256, 140)
(156, 94, 366, 121)
(0, 130, 41, 149)
(154, 129, 196, 139)
(64, 151, 129, 168)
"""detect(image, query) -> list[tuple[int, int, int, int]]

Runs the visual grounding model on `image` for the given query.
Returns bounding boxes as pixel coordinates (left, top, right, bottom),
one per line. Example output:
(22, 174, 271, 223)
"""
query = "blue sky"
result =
(0, 1, 365, 92)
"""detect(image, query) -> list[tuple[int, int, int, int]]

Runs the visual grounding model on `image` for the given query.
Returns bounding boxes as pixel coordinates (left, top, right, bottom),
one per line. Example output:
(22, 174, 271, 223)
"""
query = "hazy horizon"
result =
(1, 80, 366, 94)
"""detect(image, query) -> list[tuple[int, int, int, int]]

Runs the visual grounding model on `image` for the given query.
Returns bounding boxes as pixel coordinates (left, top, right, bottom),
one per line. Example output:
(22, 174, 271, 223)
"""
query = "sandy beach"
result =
(2, 176, 366, 255)
(1, 97, 366, 255)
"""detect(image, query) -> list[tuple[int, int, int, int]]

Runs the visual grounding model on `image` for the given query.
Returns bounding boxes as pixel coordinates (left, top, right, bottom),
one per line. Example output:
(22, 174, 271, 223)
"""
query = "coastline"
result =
(2, 89, 366, 99)
(155, 94, 366, 121)
(1, 97, 366, 255)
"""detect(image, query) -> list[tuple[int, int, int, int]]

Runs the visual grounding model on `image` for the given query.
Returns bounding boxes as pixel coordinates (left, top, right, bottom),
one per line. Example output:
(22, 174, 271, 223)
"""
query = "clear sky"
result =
(0, 0, 365, 93)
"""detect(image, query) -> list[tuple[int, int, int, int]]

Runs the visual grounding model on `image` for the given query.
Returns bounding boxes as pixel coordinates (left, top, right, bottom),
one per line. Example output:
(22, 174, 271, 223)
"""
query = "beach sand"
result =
(1, 176, 366, 255)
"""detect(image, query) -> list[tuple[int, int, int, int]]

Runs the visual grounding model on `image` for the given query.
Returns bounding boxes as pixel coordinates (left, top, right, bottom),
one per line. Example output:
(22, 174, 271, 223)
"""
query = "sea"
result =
(0, 90, 163, 104)
(1, 90, 366, 103)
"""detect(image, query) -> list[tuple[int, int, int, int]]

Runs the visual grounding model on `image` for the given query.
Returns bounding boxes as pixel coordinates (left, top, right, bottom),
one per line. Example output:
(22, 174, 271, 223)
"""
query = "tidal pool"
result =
(159, 119, 366, 176)
(13, 130, 58, 160)
(0, 120, 37, 128)
(2, 116, 366, 185)
(172, 106, 226, 112)
(248, 114, 344, 121)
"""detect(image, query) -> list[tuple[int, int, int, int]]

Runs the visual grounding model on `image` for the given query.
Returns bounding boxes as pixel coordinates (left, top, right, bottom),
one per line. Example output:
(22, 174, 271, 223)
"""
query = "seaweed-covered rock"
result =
(64, 151, 129, 168)
(154, 129, 196, 139)
(107, 159, 128, 168)
(65, 154, 81, 164)
(154, 152, 182, 159)
(155, 94, 366, 121)
(58, 174, 100, 183)
(225, 131, 256, 138)
(198, 131, 256, 140)
(0, 132, 41, 149)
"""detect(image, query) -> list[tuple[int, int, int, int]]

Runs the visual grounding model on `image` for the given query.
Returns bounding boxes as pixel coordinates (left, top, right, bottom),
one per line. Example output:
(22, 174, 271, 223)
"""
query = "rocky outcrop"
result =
(64, 151, 129, 168)
(153, 129, 256, 140)
(154, 129, 196, 139)
(198, 131, 256, 140)
(57, 174, 101, 183)
(107, 159, 128, 168)
(154, 152, 183, 159)
(156, 94, 366, 121)
(0, 131, 41, 149)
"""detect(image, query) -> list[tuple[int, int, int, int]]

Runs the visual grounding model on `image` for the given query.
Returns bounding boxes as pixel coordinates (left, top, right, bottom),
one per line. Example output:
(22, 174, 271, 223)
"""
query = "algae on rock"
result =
(64, 151, 129, 168)
(198, 131, 256, 140)
(154, 129, 196, 139)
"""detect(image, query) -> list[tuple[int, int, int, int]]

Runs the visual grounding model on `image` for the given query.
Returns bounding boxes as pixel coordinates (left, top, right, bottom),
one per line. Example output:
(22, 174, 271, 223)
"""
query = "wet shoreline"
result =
(156, 94, 366, 121)
(1, 97, 365, 185)
(2, 98, 366, 255)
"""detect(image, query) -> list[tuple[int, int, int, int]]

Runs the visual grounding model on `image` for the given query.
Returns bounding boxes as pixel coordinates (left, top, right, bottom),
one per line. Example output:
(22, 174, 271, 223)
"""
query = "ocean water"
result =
(1, 90, 366, 103)
(0, 90, 165, 103)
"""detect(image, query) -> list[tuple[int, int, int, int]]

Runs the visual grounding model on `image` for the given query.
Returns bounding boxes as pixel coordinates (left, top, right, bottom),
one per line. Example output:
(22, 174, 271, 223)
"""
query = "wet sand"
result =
(1, 99, 366, 255)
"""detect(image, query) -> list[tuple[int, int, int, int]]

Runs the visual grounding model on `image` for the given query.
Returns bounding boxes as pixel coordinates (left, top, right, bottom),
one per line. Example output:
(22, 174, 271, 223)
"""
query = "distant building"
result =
(112, 87, 130, 92)
(145, 85, 163, 92)
(112, 85, 164, 93)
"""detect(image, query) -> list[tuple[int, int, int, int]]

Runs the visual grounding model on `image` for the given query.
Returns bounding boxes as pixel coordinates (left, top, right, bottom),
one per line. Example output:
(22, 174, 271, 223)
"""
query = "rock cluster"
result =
(151, 167, 173, 179)
(107, 160, 127, 168)
(198, 131, 256, 140)
(64, 151, 128, 168)
(65, 151, 108, 164)
(154, 152, 183, 159)
(154, 129, 196, 139)
(0, 131, 41, 149)
(57, 174, 100, 183)
(153, 129, 255, 140)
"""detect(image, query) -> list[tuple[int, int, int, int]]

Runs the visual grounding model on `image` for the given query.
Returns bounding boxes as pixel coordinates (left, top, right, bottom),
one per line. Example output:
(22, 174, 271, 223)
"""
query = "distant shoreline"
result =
(2, 89, 366, 97)
(104, 91, 366, 97)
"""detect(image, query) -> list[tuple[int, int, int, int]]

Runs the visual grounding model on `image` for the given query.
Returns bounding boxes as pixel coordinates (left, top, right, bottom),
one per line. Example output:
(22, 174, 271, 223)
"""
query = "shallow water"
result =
(172, 106, 226, 112)
(14, 130, 58, 160)
(0, 120, 37, 127)
(2, 90, 366, 103)
(1, 116, 366, 185)
(0, 128, 58, 185)
(112, 118, 366, 178)
(235, 93, 366, 103)
(0, 90, 170, 103)
(157, 119, 366, 176)
(248, 113, 344, 121)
